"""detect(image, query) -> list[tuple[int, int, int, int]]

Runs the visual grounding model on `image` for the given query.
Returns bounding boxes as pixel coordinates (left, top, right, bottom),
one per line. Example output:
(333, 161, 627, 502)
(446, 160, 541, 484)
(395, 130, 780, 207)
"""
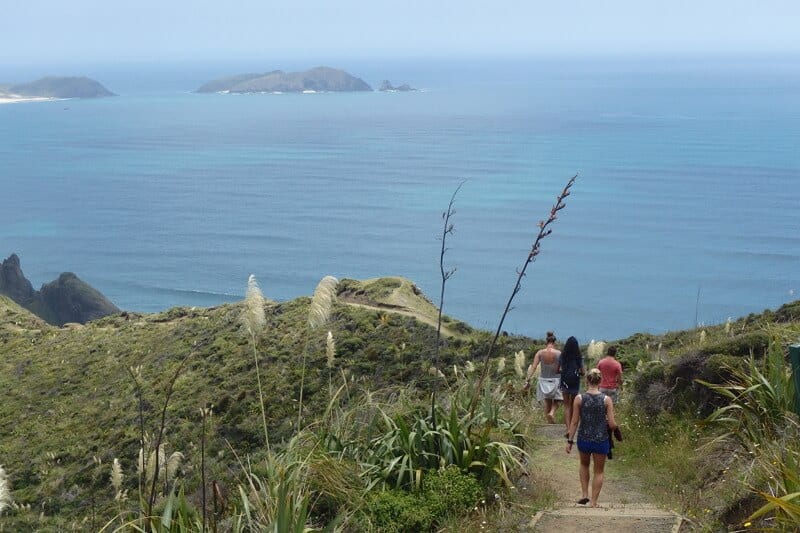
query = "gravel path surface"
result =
(524, 423, 682, 532)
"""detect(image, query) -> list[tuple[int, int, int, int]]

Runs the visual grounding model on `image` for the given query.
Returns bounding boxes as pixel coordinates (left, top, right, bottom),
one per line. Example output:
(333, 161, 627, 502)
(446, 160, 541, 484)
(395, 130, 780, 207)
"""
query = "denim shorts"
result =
(577, 439, 610, 455)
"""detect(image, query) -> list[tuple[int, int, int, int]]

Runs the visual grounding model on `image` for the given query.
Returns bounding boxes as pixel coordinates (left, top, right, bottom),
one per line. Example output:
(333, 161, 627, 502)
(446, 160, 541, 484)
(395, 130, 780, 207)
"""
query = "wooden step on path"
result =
(529, 503, 682, 532)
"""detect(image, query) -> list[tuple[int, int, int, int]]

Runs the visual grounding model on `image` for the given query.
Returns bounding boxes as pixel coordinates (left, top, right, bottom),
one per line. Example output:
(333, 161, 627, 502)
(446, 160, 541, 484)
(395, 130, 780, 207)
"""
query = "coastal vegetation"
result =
(0, 174, 798, 531)
(1, 280, 800, 530)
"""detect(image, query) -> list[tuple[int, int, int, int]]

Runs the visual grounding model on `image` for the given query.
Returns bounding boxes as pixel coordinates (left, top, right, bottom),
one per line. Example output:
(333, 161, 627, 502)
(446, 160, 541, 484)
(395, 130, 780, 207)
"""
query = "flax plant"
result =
(145, 353, 192, 519)
(699, 342, 798, 453)
(242, 274, 270, 451)
(230, 435, 314, 532)
(127, 365, 146, 505)
(471, 174, 577, 415)
(299, 275, 338, 427)
(435, 181, 464, 372)
(199, 406, 213, 533)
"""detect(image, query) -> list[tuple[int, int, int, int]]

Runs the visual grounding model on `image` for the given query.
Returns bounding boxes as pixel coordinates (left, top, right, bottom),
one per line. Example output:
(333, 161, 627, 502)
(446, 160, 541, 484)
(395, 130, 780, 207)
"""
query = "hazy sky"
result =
(3, 0, 799, 65)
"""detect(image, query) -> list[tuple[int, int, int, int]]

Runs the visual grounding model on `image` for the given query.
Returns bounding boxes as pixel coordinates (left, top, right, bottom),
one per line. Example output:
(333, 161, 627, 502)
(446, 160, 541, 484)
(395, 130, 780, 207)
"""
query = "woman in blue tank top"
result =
(565, 368, 618, 508)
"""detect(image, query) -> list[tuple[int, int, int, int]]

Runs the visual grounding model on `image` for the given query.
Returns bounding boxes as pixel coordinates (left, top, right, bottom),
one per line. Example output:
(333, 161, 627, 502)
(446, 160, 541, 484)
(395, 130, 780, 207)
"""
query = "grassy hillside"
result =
(2, 285, 799, 531)
(0, 279, 531, 530)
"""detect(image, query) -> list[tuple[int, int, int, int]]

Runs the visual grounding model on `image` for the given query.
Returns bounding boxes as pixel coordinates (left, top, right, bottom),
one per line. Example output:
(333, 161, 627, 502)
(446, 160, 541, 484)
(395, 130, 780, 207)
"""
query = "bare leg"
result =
(579, 451, 590, 501)
(544, 399, 555, 423)
(563, 393, 574, 436)
(590, 453, 606, 507)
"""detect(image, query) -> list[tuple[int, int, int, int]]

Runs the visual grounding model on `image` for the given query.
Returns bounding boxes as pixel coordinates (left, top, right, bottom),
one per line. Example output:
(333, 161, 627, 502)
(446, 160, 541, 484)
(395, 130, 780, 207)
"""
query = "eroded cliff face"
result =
(0, 254, 119, 325)
(0, 254, 36, 304)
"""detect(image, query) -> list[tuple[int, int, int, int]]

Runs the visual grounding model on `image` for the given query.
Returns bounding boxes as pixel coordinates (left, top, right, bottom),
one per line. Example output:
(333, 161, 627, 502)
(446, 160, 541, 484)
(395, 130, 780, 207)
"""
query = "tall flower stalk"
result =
(435, 181, 464, 371)
(243, 274, 270, 451)
(299, 276, 338, 428)
(471, 174, 577, 414)
(199, 406, 213, 533)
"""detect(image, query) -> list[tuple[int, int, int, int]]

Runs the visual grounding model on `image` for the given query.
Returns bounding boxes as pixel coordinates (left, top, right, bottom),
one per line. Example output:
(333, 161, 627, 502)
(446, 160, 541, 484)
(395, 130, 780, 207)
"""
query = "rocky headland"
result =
(0, 254, 120, 325)
(196, 66, 373, 93)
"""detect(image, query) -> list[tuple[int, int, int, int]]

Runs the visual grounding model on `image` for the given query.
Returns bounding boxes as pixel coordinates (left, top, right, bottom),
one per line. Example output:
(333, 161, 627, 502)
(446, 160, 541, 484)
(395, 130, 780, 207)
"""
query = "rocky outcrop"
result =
(378, 80, 416, 92)
(8, 77, 115, 98)
(0, 254, 36, 304)
(196, 67, 373, 93)
(0, 254, 119, 325)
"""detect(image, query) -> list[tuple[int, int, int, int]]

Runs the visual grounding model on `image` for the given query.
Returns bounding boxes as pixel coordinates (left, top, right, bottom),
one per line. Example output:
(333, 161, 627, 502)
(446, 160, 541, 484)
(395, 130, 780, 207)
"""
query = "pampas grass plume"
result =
(0, 464, 12, 514)
(587, 340, 607, 359)
(137, 447, 145, 479)
(165, 452, 184, 483)
(243, 274, 267, 337)
(111, 458, 123, 494)
(326, 331, 336, 368)
(496, 357, 506, 374)
(309, 276, 338, 329)
(514, 350, 526, 378)
(428, 366, 446, 379)
(465, 360, 476, 374)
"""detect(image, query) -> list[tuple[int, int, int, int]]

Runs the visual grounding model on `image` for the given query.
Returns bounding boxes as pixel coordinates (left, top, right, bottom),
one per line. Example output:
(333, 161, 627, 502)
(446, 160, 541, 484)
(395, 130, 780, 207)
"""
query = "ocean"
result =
(1, 56, 798, 341)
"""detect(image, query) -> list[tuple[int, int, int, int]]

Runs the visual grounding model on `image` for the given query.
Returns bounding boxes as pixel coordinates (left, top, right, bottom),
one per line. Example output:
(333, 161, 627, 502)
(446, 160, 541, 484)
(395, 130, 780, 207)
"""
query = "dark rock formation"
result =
(0, 254, 35, 303)
(8, 77, 115, 98)
(378, 80, 417, 92)
(196, 67, 373, 93)
(0, 254, 120, 325)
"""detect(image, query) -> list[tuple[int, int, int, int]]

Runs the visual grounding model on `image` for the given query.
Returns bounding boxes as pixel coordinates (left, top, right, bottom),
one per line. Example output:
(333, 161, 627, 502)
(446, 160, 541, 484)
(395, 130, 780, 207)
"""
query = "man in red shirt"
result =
(597, 345, 623, 404)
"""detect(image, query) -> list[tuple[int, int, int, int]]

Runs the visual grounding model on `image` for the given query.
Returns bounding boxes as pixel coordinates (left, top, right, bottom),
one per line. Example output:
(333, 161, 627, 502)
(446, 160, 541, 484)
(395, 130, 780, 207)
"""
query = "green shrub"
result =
(617, 349, 649, 371)
(699, 331, 770, 357)
(699, 343, 798, 453)
(423, 466, 482, 519)
(363, 489, 434, 533)
(360, 467, 481, 532)
(630, 361, 666, 416)
(774, 300, 800, 323)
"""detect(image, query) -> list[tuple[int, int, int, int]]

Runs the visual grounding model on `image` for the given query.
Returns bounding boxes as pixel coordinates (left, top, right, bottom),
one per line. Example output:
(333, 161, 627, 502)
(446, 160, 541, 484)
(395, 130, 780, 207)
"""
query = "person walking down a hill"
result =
(565, 368, 619, 508)
(597, 345, 623, 404)
(524, 331, 562, 423)
(557, 336, 585, 437)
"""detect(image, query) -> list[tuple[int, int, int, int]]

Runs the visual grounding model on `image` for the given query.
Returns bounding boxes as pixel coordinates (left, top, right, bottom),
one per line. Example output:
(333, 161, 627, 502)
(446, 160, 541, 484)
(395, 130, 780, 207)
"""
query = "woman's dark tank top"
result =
(577, 392, 607, 443)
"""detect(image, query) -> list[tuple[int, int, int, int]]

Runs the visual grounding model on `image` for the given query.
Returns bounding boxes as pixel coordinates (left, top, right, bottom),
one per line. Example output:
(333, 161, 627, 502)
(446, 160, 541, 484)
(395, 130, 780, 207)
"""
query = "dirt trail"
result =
(522, 422, 682, 532)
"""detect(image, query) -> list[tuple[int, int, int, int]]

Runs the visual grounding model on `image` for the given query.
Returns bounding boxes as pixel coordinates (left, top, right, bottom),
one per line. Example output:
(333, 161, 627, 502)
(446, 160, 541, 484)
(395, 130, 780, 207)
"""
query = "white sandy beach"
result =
(0, 93, 57, 104)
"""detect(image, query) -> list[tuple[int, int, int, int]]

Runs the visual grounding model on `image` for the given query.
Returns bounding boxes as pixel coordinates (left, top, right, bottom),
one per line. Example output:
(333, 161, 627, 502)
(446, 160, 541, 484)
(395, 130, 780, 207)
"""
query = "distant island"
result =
(0, 76, 114, 103)
(196, 66, 373, 93)
(379, 80, 417, 92)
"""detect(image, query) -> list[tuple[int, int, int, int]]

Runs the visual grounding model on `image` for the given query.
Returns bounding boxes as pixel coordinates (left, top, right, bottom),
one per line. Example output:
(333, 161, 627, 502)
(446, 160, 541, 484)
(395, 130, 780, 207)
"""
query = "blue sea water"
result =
(1, 56, 798, 341)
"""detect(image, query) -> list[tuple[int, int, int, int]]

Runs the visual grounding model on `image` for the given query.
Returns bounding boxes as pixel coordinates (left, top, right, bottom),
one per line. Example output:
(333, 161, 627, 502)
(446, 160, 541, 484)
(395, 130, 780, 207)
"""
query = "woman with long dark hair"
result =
(557, 336, 584, 437)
